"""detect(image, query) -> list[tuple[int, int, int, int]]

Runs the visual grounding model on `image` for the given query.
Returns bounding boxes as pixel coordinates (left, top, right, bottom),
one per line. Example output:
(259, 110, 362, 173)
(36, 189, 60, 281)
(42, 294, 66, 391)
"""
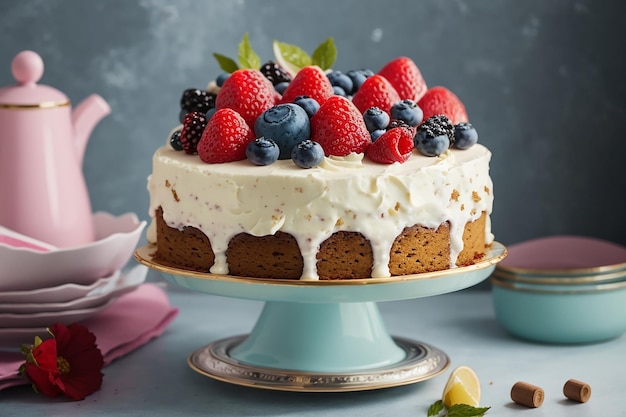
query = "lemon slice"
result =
(442, 365, 481, 408)
(272, 40, 308, 77)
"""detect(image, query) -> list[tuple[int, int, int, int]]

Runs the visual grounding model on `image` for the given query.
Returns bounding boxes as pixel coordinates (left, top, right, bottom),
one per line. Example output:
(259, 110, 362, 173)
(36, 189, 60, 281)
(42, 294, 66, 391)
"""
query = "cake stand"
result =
(134, 242, 506, 392)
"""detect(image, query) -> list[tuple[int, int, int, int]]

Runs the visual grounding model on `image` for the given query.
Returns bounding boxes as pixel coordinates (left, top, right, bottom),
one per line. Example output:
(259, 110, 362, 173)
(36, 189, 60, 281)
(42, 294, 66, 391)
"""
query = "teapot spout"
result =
(72, 94, 111, 165)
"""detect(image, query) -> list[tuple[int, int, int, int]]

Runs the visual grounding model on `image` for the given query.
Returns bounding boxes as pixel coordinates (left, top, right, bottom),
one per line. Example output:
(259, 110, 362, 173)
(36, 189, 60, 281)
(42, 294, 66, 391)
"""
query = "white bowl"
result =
(0, 212, 146, 291)
(0, 265, 147, 313)
(0, 298, 116, 328)
(0, 270, 120, 304)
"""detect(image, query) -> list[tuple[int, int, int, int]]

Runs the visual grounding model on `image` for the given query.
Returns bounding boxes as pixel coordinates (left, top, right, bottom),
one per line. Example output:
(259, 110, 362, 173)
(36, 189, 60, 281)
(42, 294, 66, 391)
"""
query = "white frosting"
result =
(147, 144, 494, 280)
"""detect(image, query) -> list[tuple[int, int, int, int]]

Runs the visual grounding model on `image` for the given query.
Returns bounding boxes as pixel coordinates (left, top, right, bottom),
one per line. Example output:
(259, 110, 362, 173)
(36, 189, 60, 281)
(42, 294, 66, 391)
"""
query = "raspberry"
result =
(215, 69, 277, 129)
(351, 74, 401, 116)
(197, 108, 256, 163)
(180, 111, 208, 154)
(366, 127, 414, 164)
(310, 95, 371, 156)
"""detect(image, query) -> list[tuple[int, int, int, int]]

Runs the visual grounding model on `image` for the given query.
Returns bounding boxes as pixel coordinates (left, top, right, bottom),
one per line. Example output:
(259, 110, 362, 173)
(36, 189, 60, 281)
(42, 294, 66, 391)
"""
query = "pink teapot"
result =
(0, 50, 110, 248)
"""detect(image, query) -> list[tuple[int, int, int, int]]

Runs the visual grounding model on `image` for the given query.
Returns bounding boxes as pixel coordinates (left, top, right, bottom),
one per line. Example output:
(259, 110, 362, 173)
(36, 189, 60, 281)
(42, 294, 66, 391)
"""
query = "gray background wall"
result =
(1, 0, 625, 249)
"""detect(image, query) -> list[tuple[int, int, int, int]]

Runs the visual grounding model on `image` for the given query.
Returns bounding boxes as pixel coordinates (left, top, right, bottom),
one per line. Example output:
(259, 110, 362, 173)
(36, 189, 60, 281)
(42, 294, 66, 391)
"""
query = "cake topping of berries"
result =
(197, 108, 255, 163)
(279, 65, 334, 107)
(254, 103, 311, 159)
(291, 140, 325, 169)
(367, 127, 414, 164)
(453, 122, 478, 150)
(215, 68, 277, 129)
(390, 99, 423, 127)
(169, 129, 183, 151)
(310, 95, 371, 157)
(180, 88, 216, 114)
(414, 115, 454, 157)
(352, 74, 401, 116)
(180, 111, 208, 154)
(171, 35, 478, 167)
(377, 56, 427, 102)
(418, 86, 468, 125)
(246, 137, 280, 166)
(260, 61, 292, 86)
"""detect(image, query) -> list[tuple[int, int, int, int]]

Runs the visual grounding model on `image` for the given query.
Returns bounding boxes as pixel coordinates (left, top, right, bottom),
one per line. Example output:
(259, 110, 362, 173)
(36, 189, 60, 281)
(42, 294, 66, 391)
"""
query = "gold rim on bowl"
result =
(490, 275, 626, 294)
(492, 267, 626, 285)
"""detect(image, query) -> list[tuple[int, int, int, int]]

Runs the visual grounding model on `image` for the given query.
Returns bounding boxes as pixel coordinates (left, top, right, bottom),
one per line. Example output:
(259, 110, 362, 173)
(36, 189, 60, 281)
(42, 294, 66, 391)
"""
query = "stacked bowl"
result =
(0, 212, 147, 349)
(491, 235, 626, 344)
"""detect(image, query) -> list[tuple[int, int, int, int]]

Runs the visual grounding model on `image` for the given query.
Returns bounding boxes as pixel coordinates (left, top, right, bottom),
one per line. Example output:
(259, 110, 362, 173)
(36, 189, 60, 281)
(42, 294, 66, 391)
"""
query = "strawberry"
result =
(366, 127, 414, 164)
(351, 74, 401, 116)
(180, 111, 208, 154)
(279, 66, 334, 106)
(197, 108, 256, 163)
(378, 56, 427, 102)
(310, 95, 371, 156)
(215, 69, 277, 129)
(417, 86, 468, 125)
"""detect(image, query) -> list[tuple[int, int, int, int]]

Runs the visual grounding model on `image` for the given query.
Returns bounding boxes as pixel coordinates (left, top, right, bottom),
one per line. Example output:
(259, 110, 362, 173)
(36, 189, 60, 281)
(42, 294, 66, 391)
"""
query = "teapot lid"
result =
(0, 50, 69, 108)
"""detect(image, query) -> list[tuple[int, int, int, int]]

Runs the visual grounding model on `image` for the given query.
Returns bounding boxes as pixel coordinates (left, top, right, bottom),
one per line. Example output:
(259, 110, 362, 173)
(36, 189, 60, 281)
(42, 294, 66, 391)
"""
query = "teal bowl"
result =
(491, 277, 626, 344)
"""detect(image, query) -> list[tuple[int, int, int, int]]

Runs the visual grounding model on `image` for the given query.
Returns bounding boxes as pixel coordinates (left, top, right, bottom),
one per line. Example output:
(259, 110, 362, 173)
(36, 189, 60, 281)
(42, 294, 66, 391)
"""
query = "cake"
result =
(145, 36, 494, 281)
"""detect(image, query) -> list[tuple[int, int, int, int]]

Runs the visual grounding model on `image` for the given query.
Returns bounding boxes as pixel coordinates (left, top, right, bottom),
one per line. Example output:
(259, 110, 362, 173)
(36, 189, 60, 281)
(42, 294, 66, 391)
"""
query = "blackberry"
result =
(387, 119, 412, 131)
(259, 61, 292, 86)
(416, 115, 455, 146)
(180, 111, 208, 154)
(180, 88, 216, 113)
(169, 129, 183, 151)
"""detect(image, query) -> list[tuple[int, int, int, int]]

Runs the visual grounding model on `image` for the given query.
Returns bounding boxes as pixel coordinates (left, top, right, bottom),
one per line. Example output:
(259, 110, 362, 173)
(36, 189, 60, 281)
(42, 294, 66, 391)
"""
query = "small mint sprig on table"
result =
(213, 33, 337, 74)
(427, 399, 491, 417)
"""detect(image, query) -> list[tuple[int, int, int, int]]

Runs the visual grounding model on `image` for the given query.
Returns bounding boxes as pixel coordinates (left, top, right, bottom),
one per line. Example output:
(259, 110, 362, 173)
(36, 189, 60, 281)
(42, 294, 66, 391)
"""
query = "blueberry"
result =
(170, 129, 184, 151)
(453, 123, 478, 149)
(254, 103, 311, 159)
(205, 107, 217, 122)
(414, 130, 450, 157)
(291, 140, 324, 168)
(293, 95, 320, 118)
(390, 99, 423, 127)
(370, 129, 386, 142)
(327, 71, 354, 96)
(363, 107, 390, 132)
(216, 73, 230, 87)
(178, 108, 189, 124)
(275, 81, 290, 95)
(246, 137, 280, 165)
(346, 70, 367, 93)
(332, 85, 347, 96)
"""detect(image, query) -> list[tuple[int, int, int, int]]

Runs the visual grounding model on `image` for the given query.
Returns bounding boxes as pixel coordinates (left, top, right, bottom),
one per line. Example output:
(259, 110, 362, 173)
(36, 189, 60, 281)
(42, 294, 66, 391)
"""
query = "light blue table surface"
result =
(1, 280, 622, 416)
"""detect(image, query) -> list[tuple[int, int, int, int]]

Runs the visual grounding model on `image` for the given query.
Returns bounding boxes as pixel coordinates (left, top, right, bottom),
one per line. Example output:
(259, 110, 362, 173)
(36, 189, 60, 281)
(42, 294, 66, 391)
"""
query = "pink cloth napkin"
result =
(0, 283, 178, 391)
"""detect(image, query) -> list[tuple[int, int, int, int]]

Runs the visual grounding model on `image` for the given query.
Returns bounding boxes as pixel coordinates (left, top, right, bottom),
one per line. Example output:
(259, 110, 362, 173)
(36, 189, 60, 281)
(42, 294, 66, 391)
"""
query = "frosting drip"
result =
(147, 144, 493, 280)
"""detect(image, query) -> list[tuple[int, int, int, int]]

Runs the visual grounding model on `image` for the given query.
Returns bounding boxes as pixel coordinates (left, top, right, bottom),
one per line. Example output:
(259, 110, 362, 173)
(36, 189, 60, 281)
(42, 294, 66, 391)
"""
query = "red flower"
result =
(20, 323, 104, 401)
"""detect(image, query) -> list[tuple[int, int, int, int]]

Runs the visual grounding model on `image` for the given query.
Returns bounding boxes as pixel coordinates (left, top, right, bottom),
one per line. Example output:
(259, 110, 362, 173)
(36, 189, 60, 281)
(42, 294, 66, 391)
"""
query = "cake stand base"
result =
(187, 300, 449, 392)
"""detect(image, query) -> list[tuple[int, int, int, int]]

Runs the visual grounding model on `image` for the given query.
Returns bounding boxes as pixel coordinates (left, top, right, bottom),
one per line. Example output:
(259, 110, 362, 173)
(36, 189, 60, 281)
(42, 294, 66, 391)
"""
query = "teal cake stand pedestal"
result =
(135, 242, 506, 392)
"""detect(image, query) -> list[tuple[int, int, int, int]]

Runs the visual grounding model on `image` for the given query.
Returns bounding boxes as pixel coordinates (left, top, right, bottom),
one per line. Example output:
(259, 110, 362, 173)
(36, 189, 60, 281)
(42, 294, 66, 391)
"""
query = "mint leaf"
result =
(311, 37, 337, 70)
(213, 53, 239, 73)
(427, 399, 445, 416)
(446, 404, 490, 417)
(238, 32, 260, 70)
(274, 41, 312, 71)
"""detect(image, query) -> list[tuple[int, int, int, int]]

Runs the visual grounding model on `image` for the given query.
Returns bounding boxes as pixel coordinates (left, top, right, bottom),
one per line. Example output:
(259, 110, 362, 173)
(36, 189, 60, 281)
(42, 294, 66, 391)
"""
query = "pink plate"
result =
(498, 235, 626, 272)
